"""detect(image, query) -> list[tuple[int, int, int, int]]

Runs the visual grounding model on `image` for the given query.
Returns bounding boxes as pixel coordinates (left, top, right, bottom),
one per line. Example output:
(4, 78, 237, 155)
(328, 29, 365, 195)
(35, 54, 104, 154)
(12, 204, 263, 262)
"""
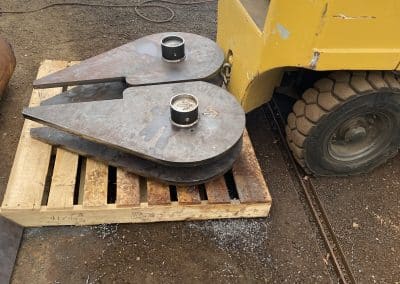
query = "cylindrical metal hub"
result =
(161, 35, 185, 62)
(170, 93, 199, 127)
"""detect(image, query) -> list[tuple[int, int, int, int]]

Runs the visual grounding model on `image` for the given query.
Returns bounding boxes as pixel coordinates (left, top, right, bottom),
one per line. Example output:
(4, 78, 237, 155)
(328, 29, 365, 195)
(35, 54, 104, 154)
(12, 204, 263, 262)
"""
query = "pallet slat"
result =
(232, 130, 271, 204)
(1, 61, 68, 210)
(1, 203, 270, 226)
(116, 169, 140, 207)
(147, 180, 171, 205)
(47, 149, 78, 209)
(176, 186, 201, 204)
(205, 177, 231, 204)
(1, 128, 51, 210)
(82, 159, 108, 208)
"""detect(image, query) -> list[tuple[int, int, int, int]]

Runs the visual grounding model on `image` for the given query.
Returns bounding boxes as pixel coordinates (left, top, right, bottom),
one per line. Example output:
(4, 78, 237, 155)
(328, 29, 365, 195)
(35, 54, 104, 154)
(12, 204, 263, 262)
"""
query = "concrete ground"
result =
(0, 1, 399, 283)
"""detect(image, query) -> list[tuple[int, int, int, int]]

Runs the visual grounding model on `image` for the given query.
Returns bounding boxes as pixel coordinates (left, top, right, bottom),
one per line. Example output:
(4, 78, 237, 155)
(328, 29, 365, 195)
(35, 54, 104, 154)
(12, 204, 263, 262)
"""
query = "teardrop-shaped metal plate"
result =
(33, 32, 224, 89)
(23, 81, 245, 167)
(30, 127, 242, 185)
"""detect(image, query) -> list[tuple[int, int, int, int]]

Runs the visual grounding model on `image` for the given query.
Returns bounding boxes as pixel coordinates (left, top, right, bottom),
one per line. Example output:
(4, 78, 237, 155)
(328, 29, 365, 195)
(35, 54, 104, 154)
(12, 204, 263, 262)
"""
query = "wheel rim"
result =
(327, 112, 394, 162)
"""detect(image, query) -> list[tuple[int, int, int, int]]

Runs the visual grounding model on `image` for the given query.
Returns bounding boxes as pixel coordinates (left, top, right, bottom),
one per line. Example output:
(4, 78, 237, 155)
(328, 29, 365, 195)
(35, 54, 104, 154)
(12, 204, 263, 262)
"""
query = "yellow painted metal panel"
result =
(217, 0, 400, 112)
(242, 68, 284, 112)
(316, 0, 400, 49)
(217, 0, 265, 111)
(260, 0, 328, 69)
(316, 49, 400, 70)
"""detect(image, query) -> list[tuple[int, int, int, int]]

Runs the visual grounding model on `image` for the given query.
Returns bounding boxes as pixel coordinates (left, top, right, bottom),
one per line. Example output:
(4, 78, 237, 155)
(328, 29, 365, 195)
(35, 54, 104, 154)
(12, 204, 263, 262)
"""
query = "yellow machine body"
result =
(217, 0, 400, 112)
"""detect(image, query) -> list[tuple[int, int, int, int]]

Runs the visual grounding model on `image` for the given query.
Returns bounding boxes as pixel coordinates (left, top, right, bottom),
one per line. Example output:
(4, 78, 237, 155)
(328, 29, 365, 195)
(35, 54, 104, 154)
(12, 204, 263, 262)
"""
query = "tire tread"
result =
(286, 71, 399, 174)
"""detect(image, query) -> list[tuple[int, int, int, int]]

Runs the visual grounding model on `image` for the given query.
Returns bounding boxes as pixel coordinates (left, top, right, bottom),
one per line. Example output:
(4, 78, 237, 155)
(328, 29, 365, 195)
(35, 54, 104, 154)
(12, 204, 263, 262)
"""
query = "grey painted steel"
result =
(23, 81, 245, 167)
(33, 32, 224, 89)
(41, 82, 125, 106)
(31, 127, 242, 185)
(0, 217, 23, 284)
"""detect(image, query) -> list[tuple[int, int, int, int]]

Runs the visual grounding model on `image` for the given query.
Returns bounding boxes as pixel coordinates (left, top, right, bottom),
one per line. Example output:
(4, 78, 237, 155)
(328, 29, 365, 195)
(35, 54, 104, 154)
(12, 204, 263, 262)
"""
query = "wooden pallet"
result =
(0, 60, 271, 227)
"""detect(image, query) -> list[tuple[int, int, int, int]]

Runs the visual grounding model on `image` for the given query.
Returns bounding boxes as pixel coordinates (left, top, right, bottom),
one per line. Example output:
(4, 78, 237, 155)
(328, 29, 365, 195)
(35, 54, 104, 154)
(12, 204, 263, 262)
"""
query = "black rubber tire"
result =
(286, 71, 400, 176)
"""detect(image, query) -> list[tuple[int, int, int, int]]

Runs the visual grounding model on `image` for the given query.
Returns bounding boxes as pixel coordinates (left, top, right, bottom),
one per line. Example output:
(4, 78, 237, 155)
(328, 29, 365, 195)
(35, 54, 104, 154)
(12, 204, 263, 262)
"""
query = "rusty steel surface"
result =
(41, 82, 125, 106)
(0, 36, 16, 97)
(31, 127, 242, 185)
(33, 32, 224, 89)
(0, 217, 23, 284)
(24, 81, 245, 167)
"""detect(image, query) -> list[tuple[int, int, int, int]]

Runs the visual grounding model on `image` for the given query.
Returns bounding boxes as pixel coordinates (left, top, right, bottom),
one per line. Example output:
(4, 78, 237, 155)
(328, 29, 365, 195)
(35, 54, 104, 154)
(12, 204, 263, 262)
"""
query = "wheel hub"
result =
(328, 112, 392, 162)
(344, 126, 367, 143)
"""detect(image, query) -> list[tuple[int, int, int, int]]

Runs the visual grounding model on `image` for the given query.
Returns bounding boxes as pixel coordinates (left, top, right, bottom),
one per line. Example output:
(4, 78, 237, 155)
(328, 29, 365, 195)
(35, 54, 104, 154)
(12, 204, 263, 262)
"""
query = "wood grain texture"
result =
(176, 186, 201, 204)
(116, 169, 140, 207)
(205, 177, 231, 204)
(82, 159, 108, 208)
(47, 149, 78, 209)
(1, 203, 271, 227)
(232, 130, 271, 203)
(1, 60, 68, 210)
(147, 180, 170, 205)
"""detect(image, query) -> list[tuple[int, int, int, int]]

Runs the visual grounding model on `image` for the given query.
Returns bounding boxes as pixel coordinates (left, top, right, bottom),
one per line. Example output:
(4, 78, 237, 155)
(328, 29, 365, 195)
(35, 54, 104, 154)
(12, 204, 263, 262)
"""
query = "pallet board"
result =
(0, 60, 271, 227)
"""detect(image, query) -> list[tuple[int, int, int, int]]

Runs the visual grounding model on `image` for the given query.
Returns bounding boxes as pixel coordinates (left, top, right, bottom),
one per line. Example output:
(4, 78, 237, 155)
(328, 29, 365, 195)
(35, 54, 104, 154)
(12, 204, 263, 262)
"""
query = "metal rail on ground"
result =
(265, 99, 357, 284)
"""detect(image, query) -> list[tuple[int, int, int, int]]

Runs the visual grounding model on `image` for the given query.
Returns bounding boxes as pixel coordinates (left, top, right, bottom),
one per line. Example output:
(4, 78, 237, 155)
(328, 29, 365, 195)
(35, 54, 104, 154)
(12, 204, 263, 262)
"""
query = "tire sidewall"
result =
(304, 91, 400, 175)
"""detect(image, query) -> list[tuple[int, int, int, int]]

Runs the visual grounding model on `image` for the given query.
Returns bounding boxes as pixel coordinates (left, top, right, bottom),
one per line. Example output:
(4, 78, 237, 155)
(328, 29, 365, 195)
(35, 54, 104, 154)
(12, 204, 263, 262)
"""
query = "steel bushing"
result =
(161, 35, 185, 62)
(170, 93, 199, 127)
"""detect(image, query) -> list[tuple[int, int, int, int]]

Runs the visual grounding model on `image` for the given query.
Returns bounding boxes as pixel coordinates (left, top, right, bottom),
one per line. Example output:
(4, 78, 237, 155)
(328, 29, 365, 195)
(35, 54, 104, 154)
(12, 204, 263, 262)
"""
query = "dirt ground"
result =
(0, 1, 399, 283)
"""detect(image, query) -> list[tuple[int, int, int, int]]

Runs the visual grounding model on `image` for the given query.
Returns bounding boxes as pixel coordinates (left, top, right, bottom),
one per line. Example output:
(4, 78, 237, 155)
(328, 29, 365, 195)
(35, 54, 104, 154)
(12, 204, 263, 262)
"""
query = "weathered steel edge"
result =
(0, 217, 23, 283)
